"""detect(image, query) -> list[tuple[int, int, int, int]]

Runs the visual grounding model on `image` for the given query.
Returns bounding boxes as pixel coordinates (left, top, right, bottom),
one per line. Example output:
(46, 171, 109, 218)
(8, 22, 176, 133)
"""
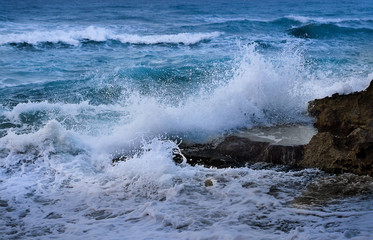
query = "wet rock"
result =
(301, 80, 373, 175)
(258, 144, 305, 166)
(179, 136, 305, 168)
(112, 155, 127, 165)
(204, 179, 213, 187)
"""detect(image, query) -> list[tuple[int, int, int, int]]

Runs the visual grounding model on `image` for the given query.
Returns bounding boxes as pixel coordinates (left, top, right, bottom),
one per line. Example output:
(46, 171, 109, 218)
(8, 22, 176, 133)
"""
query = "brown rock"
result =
(204, 179, 214, 187)
(308, 80, 373, 135)
(301, 80, 373, 175)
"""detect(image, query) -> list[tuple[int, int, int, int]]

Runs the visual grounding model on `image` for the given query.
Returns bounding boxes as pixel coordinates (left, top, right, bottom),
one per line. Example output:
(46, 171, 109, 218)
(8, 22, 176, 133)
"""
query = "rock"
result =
(177, 140, 245, 168)
(204, 179, 214, 187)
(179, 135, 305, 168)
(112, 155, 127, 165)
(308, 81, 373, 135)
(301, 80, 373, 175)
(259, 144, 305, 166)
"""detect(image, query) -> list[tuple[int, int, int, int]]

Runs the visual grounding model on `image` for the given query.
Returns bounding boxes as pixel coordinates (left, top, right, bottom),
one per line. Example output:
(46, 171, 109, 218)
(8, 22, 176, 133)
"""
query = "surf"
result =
(0, 26, 221, 47)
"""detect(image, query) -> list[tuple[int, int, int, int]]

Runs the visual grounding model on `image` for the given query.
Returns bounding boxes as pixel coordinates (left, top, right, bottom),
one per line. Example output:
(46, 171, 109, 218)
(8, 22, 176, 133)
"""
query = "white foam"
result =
(114, 32, 221, 45)
(1, 110, 373, 239)
(0, 26, 221, 46)
(0, 120, 86, 161)
(2, 134, 372, 240)
(4, 100, 123, 123)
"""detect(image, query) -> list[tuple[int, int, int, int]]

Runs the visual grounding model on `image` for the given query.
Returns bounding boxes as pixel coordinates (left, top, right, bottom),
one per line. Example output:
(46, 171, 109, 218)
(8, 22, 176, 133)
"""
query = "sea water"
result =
(1, 0, 373, 239)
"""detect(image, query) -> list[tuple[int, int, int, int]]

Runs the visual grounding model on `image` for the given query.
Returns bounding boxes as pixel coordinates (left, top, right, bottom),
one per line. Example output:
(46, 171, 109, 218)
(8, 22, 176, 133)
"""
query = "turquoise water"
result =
(1, 0, 372, 136)
(1, 1, 373, 239)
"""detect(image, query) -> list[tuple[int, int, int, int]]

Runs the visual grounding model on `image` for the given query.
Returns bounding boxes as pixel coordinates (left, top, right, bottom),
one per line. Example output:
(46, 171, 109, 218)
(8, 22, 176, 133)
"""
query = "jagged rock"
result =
(308, 81, 373, 135)
(301, 80, 373, 175)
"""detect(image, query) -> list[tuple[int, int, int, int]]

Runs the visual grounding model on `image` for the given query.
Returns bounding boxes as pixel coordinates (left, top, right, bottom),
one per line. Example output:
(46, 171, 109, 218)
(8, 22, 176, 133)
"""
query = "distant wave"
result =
(190, 16, 373, 36)
(288, 23, 373, 39)
(285, 15, 373, 24)
(200, 15, 373, 28)
(114, 32, 220, 45)
(0, 26, 221, 46)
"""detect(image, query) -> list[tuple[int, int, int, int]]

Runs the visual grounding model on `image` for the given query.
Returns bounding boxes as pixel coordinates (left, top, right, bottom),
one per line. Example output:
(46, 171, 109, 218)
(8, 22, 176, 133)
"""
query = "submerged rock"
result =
(204, 179, 214, 187)
(294, 173, 373, 206)
(301, 80, 373, 175)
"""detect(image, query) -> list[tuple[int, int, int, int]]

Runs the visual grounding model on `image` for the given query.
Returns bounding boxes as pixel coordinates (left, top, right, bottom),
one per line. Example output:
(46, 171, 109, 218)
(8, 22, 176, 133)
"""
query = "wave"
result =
(188, 16, 373, 38)
(0, 26, 221, 46)
(288, 23, 373, 39)
(285, 15, 373, 24)
(198, 18, 299, 32)
(2, 44, 370, 152)
(198, 15, 373, 28)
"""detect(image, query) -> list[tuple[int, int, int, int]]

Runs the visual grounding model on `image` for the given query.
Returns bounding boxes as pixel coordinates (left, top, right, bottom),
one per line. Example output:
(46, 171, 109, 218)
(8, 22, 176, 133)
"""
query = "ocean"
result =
(1, 0, 373, 239)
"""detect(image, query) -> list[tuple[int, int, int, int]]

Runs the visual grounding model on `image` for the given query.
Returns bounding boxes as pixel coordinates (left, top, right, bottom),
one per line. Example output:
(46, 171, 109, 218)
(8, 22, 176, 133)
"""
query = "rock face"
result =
(178, 136, 304, 168)
(301, 80, 373, 175)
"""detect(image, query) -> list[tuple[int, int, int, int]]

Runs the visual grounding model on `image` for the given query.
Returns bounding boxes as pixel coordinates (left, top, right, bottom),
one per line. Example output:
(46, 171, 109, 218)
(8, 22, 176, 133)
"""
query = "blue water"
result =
(1, 1, 373, 239)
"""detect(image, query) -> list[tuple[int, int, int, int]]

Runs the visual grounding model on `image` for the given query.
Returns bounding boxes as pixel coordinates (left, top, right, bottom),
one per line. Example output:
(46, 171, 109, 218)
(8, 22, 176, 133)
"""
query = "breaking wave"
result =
(0, 26, 221, 46)
(1, 44, 370, 152)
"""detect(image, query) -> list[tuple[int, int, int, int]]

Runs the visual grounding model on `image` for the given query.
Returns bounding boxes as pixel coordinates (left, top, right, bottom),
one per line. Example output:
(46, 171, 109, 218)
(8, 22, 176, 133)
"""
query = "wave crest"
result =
(0, 26, 221, 46)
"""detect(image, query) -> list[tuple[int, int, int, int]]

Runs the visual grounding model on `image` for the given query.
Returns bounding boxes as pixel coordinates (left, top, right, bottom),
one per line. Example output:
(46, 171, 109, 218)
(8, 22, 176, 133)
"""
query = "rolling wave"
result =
(288, 23, 373, 39)
(0, 26, 221, 47)
(197, 16, 373, 32)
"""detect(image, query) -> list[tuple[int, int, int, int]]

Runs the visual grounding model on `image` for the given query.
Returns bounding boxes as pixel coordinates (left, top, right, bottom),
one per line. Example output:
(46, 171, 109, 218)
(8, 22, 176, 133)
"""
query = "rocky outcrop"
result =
(178, 80, 373, 174)
(176, 136, 304, 168)
(115, 81, 373, 176)
(300, 80, 373, 175)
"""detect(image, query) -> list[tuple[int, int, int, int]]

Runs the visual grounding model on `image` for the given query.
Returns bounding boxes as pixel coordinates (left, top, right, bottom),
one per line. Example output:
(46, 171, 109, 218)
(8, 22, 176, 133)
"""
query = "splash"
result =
(2, 43, 371, 153)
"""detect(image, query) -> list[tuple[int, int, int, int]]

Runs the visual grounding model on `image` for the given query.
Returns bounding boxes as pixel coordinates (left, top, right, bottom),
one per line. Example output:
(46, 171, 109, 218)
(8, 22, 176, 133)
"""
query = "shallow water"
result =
(1, 0, 373, 239)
